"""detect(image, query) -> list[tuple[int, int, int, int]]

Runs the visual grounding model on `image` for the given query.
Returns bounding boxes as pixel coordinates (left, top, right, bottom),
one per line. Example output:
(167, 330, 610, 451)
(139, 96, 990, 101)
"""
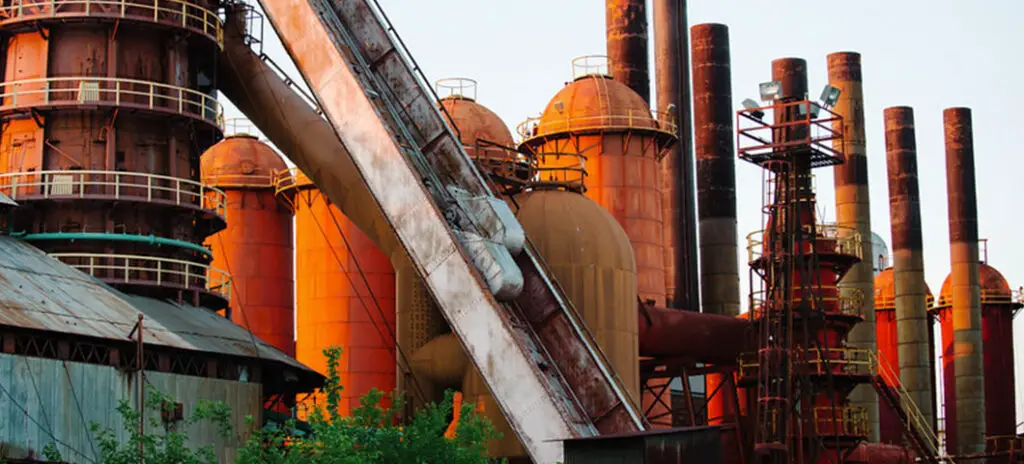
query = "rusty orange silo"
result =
(517, 56, 677, 306)
(517, 55, 677, 428)
(279, 170, 396, 416)
(201, 134, 294, 355)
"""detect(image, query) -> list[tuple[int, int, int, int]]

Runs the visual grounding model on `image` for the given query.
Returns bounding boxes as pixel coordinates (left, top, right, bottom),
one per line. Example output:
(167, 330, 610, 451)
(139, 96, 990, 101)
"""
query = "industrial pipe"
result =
(218, 8, 399, 257)
(943, 107, 986, 455)
(827, 51, 879, 441)
(882, 106, 935, 431)
(692, 23, 738, 318)
(690, 22, 739, 428)
(637, 303, 751, 365)
(653, 0, 698, 311)
(606, 0, 650, 104)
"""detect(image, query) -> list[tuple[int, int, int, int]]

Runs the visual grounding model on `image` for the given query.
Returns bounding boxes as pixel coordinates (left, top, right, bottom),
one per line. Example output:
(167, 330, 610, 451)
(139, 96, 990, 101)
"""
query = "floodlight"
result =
(759, 80, 782, 101)
(820, 85, 841, 108)
(742, 98, 764, 120)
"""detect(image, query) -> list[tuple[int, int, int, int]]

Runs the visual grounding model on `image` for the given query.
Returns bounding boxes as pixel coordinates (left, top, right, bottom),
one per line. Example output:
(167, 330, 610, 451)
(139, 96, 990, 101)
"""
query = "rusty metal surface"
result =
(943, 107, 986, 455)
(691, 23, 738, 317)
(253, 0, 646, 461)
(637, 303, 750, 364)
(201, 134, 288, 189)
(564, 425, 723, 463)
(605, 0, 650, 104)
(882, 106, 935, 440)
(828, 51, 879, 441)
(653, 0, 698, 311)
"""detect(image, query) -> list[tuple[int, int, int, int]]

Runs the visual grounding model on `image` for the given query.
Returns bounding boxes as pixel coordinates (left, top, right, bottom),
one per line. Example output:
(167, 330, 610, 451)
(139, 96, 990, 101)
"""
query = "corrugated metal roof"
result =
(0, 236, 314, 376)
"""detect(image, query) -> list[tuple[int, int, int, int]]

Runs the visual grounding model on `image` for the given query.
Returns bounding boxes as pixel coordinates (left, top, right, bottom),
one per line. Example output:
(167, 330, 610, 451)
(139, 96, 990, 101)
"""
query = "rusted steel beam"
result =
(883, 106, 935, 433)
(943, 106, 986, 455)
(828, 51, 879, 441)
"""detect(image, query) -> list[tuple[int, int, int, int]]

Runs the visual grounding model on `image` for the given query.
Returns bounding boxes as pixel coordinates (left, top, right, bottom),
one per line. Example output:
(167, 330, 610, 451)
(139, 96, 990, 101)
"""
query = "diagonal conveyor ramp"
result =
(253, 0, 646, 461)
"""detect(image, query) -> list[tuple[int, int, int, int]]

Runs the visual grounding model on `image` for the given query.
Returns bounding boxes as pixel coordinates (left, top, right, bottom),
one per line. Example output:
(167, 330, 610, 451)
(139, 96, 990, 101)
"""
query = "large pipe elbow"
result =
(409, 333, 468, 390)
(637, 303, 752, 365)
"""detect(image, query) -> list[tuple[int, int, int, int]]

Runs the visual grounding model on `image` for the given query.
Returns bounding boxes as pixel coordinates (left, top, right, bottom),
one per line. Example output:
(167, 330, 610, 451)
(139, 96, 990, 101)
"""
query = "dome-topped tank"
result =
(201, 134, 288, 188)
(934, 260, 1021, 446)
(437, 78, 530, 192)
(515, 189, 639, 400)
(873, 267, 935, 310)
(532, 73, 658, 137)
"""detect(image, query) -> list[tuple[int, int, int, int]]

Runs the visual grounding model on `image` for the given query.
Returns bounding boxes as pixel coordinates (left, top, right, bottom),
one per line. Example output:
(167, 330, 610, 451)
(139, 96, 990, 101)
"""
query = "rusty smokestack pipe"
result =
(692, 23, 738, 317)
(653, 0, 698, 310)
(883, 106, 935, 431)
(827, 51, 879, 441)
(943, 107, 986, 454)
(606, 0, 650, 104)
(691, 23, 738, 428)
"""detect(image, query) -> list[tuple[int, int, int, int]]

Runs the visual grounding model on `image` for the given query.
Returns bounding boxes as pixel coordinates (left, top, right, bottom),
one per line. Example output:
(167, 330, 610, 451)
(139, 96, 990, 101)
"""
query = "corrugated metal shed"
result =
(563, 426, 723, 464)
(0, 353, 260, 463)
(0, 236, 314, 377)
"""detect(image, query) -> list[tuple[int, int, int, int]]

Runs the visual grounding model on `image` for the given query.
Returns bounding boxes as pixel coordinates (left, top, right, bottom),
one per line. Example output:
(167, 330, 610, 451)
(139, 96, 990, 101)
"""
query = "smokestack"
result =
(883, 106, 935, 432)
(827, 51, 879, 441)
(943, 107, 986, 455)
(692, 23, 738, 317)
(606, 0, 650, 104)
(691, 23, 738, 428)
(653, 0, 698, 310)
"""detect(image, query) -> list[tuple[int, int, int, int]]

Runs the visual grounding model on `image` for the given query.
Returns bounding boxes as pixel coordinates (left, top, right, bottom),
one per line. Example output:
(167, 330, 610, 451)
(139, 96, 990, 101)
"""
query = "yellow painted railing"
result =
(0, 77, 223, 128)
(738, 348, 872, 379)
(812, 406, 869, 437)
(51, 252, 231, 300)
(0, 0, 223, 47)
(869, 350, 947, 460)
(746, 223, 863, 264)
(0, 170, 226, 217)
(517, 108, 678, 140)
(749, 287, 864, 319)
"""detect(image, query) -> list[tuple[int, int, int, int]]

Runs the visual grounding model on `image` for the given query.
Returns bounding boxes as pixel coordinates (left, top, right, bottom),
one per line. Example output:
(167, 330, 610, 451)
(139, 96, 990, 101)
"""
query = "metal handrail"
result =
(0, 76, 223, 129)
(869, 350, 945, 460)
(935, 288, 1023, 308)
(0, 169, 226, 217)
(874, 293, 937, 310)
(987, 435, 1024, 454)
(517, 109, 678, 141)
(272, 168, 310, 196)
(746, 224, 863, 264)
(812, 406, 869, 437)
(0, 0, 223, 47)
(749, 287, 865, 319)
(738, 348, 872, 379)
(51, 252, 231, 300)
(531, 151, 587, 193)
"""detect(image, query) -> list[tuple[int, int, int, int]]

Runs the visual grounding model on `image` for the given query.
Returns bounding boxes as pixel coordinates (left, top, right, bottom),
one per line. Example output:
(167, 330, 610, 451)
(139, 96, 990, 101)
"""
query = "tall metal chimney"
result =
(883, 106, 935, 431)
(606, 0, 650, 104)
(691, 22, 738, 429)
(943, 107, 986, 455)
(827, 51, 879, 441)
(653, 0, 699, 310)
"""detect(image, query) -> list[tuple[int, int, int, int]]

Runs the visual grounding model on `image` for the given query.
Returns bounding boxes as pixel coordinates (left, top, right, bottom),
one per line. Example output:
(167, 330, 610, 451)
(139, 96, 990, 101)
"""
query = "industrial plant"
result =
(0, 0, 1018, 462)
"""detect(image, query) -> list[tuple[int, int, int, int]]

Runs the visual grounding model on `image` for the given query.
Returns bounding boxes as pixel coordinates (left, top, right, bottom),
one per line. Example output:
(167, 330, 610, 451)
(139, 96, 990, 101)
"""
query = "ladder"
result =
(253, 0, 646, 461)
(868, 351, 949, 463)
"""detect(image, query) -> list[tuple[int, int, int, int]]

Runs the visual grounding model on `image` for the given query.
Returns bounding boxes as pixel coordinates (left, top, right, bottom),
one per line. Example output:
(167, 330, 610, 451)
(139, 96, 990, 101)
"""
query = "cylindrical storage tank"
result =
(936, 262, 1020, 448)
(201, 135, 294, 355)
(283, 171, 396, 415)
(873, 267, 934, 445)
(518, 57, 676, 428)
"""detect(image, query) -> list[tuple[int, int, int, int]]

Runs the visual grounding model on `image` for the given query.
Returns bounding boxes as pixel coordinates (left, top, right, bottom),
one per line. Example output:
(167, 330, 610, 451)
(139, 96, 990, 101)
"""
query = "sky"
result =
(220, 0, 1024, 429)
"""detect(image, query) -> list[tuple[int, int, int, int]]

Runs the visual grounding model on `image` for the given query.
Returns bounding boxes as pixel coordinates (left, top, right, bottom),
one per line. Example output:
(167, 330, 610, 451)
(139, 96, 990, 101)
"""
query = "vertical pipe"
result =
(606, 0, 650, 104)
(883, 106, 935, 431)
(943, 107, 985, 455)
(691, 22, 738, 426)
(827, 51, 879, 441)
(652, 0, 698, 310)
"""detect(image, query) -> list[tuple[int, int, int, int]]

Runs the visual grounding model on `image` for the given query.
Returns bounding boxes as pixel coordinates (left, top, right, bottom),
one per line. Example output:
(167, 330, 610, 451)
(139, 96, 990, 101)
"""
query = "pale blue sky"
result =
(224, 0, 1024, 428)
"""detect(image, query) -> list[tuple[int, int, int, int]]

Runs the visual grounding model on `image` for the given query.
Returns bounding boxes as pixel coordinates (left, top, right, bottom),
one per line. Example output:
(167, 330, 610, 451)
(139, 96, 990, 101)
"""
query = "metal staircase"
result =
(252, 0, 646, 461)
(869, 351, 948, 463)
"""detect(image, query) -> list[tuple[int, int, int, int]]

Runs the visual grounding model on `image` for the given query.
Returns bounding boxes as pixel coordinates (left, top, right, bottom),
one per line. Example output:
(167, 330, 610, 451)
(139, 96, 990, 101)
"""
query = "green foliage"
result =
(237, 346, 502, 464)
(47, 346, 501, 464)
(44, 384, 233, 464)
